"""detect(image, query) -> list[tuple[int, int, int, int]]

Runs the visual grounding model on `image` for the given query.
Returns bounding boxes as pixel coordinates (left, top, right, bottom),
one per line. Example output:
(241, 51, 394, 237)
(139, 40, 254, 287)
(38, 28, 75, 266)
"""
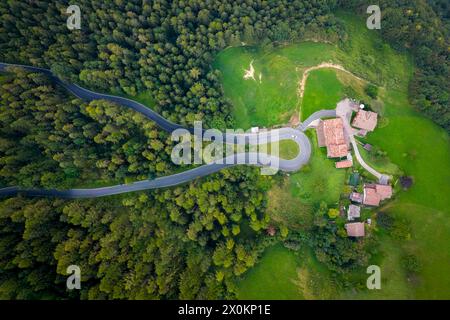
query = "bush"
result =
(364, 84, 379, 99)
(327, 208, 340, 219)
(401, 254, 422, 275)
(400, 176, 414, 190)
(376, 212, 393, 230)
(283, 240, 302, 251)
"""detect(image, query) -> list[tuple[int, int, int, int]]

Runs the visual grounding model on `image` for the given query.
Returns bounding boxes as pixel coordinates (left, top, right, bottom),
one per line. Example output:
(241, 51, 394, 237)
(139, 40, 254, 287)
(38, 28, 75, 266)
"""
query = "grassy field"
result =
(236, 244, 302, 299)
(301, 69, 344, 122)
(213, 42, 341, 129)
(230, 12, 450, 300)
(266, 178, 313, 230)
(258, 139, 300, 160)
(213, 47, 299, 129)
(289, 131, 347, 206)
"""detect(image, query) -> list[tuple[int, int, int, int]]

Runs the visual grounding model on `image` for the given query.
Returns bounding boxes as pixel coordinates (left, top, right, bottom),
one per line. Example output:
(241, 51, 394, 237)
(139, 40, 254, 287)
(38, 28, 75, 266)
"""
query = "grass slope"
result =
(213, 43, 338, 129)
(236, 244, 302, 300)
(289, 131, 347, 206)
(301, 69, 344, 120)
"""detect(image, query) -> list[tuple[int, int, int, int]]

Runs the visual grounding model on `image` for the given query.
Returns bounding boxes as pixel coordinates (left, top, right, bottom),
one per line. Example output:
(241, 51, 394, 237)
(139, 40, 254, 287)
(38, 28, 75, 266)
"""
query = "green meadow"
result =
(289, 130, 347, 206)
(236, 244, 302, 300)
(213, 47, 298, 129)
(213, 42, 339, 129)
(215, 12, 450, 299)
(301, 69, 344, 119)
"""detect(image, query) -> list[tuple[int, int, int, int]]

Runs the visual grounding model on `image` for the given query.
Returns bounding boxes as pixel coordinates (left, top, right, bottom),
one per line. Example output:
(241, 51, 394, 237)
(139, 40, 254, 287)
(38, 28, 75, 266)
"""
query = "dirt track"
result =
(297, 62, 365, 99)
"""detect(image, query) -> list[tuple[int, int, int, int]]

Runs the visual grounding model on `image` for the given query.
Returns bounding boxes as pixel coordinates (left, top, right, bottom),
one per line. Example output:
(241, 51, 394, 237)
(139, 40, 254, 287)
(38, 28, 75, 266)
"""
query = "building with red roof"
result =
(352, 110, 378, 132)
(316, 118, 349, 158)
(375, 184, 393, 200)
(363, 185, 381, 206)
(335, 159, 353, 169)
(345, 222, 365, 237)
(363, 184, 393, 206)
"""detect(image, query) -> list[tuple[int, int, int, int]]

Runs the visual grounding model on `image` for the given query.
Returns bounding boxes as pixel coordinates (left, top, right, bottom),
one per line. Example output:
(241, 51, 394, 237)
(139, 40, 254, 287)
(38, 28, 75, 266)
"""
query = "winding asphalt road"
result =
(0, 62, 331, 198)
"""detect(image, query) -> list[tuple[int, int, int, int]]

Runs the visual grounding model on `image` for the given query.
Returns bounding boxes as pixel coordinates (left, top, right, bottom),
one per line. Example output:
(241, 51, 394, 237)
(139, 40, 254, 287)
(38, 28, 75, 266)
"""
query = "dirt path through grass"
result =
(297, 62, 366, 119)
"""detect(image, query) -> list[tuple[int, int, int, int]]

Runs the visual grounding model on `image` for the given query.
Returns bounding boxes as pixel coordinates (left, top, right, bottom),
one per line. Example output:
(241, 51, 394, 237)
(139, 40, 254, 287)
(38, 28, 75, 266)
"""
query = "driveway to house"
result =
(0, 62, 317, 198)
(336, 99, 390, 182)
(297, 109, 336, 131)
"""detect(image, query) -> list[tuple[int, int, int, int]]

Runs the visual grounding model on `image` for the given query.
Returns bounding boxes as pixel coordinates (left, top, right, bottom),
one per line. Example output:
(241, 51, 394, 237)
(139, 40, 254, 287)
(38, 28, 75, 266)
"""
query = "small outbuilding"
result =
(350, 192, 363, 204)
(348, 173, 360, 186)
(345, 222, 365, 237)
(347, 205, 361, 221)
(352, 110, 378, 132)
(335, 160, 353, 169)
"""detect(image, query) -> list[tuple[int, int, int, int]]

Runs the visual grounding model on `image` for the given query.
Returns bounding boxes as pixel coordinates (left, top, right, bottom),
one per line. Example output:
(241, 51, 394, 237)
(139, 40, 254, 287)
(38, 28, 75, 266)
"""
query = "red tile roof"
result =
(363, 186, 381, 206)
(335, 160, 353, 168)
(327, 144, 348, 158)
(375, 184, 393, 200)
(352, 110, 378, 131)
(345, 222, 365, 237)
(323, 118, 346, 145)
(317, 118, 348, 158)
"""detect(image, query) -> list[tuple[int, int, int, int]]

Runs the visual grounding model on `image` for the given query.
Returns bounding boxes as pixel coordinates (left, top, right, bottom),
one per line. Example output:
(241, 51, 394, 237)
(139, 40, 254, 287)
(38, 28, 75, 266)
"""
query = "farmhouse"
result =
(363, 184, 393, 206)
(363, 185, 381, 206)
(316, 118, 349, 158)
(345, 222, 365, 237)
(352, 110, 378, 132)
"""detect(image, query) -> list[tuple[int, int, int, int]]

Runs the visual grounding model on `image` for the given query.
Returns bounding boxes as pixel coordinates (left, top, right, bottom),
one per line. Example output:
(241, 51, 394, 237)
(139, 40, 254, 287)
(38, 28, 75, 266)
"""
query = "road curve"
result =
(297, 109, 336, 131)
(0, 62, 312, 198)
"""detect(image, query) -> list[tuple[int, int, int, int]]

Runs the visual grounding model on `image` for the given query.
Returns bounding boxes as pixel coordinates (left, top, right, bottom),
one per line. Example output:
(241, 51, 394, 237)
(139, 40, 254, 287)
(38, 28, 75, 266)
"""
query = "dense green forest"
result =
(0, 67, 275, 299)
(0, 0, 448, 299)
(0, 68, 176, 189)
(0, 0, 340, 129)
(0, 0, 341, 299)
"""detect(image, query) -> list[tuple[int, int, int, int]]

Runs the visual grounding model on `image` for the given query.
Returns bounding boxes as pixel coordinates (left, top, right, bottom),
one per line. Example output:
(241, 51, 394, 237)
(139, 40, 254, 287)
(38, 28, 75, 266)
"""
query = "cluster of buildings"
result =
(313, 99, 392, 238)
(345, 182, 393, 237)
(315, 100, 378, 169)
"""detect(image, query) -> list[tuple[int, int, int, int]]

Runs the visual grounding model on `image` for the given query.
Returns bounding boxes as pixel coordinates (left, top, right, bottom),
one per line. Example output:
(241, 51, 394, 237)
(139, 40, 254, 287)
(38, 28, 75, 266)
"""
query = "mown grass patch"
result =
(301, 69, 344, 120)
(258, 139, 300, 160)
